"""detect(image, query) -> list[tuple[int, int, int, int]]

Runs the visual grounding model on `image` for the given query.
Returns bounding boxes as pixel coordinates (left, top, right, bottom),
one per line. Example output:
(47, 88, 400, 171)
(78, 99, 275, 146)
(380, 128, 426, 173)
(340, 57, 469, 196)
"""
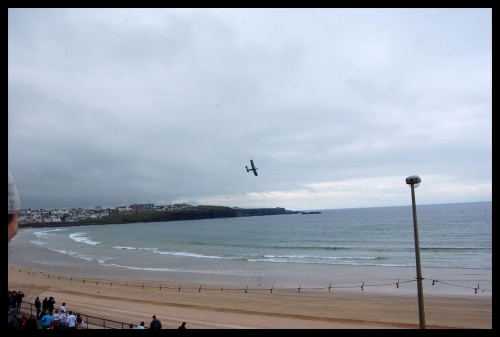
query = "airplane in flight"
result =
(246, 160, 258, 176)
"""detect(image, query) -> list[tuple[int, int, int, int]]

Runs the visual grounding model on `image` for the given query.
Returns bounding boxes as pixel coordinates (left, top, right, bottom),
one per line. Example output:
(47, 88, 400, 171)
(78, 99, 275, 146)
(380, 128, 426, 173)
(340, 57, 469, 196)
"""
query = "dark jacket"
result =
(47, 298, 55, 312)
(150, 319, 162, 329)
(8, 316, 19, 329)
(15, 292, 24, 304)
(26, 317, 39, 330)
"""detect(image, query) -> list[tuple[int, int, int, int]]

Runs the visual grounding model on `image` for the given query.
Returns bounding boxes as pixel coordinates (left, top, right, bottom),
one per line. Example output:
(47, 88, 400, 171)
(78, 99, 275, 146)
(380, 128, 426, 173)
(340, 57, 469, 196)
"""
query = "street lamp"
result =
(406, 175, 425, 329)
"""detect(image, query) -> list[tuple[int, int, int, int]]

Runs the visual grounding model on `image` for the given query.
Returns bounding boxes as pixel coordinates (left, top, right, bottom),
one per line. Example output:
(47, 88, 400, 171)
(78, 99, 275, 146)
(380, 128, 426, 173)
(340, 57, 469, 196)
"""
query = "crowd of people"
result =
(7, 289, 24, 314)
(8, 293, 87, 330)
(8, 290, 187, 329)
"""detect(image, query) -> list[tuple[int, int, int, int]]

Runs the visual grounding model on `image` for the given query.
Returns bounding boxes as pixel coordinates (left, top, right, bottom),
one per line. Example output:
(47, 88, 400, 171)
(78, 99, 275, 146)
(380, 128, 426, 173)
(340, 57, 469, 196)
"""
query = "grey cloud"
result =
(8, 8, 491, 210)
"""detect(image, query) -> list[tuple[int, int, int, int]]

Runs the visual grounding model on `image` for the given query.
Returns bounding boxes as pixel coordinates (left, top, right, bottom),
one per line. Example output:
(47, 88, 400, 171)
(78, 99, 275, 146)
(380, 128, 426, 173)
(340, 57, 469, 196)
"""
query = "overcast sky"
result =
(8, 8, 492, 211)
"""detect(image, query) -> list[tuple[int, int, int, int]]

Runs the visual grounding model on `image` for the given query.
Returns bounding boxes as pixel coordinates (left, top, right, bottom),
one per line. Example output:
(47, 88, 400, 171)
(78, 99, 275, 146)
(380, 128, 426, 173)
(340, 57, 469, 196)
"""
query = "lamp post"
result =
(406, 175, 425, 329)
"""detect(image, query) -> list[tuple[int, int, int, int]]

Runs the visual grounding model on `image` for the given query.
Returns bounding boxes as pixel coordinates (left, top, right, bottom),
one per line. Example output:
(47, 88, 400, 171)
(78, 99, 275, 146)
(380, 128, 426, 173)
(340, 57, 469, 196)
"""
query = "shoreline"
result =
(7, 264, 492, 329)
(8, 231, 492, 296)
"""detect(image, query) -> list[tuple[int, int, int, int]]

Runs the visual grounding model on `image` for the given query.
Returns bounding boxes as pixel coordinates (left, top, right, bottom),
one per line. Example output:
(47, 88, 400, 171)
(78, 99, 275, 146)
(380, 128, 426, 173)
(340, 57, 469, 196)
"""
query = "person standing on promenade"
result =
(25, 314, 38, 330)
(8, 313, 19, 329)
(76, 312, 84, 329)
(9, 290, 17, 313)
(178, 321, 187, 329)
(19, 313, 28, 329)
(8, 170, 20, 242)
(137, 321, 145, 329)
(52, 309, 61, 329)
(59, 310, 67, 329)
(60, 302, 66, 313)
(47, 296, 55, 314)
(150, 315, 162, 329)
(40, 310, 52, 329)
(34, 296, 41, 319)
(66, 310, 77, 329)
(42, 297, 48, 314)
(15, 290, 24, 313)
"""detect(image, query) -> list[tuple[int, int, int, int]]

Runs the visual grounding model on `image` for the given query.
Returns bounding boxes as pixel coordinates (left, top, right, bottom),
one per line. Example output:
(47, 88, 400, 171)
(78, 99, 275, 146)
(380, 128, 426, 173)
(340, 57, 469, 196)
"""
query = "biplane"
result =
(245, 160, 258, 176)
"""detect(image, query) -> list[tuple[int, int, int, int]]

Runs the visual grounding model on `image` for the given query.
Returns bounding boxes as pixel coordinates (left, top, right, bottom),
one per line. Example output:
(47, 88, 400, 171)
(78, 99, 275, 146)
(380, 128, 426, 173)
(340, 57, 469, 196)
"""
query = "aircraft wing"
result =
(250, 160, 258, 176)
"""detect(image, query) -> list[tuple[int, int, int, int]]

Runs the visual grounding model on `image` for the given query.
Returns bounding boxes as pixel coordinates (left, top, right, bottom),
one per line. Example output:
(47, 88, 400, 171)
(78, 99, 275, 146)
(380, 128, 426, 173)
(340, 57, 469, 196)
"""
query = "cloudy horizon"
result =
(8, 8, 492, 211)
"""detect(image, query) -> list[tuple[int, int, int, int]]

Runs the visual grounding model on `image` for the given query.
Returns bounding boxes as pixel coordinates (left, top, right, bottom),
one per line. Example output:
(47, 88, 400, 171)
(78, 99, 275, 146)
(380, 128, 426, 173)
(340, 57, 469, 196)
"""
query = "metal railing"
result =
(15, 301, 148, 329)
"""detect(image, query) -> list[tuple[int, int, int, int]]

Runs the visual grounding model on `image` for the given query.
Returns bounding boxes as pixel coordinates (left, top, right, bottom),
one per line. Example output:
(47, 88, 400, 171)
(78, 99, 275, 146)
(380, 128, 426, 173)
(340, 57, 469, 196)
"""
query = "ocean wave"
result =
(112, 246, 159, 252)
(262, 254, 381, 260)
(184, 241, 353, 251)
(99, 262, 264, 277)
(154, 250, 226, 259)
(420, 247, 491, 252)
(33, 228, 68, 237)
(46, 247, 95, 262)
(44, 246, 114, 263)
(69, 232, 101, 246)
(245, 257, 410, 267)
(100, 262, 235, 275)
(101, 263, 177, 272)
(30, 240, 47, 246)
(149, 251, 381, 262)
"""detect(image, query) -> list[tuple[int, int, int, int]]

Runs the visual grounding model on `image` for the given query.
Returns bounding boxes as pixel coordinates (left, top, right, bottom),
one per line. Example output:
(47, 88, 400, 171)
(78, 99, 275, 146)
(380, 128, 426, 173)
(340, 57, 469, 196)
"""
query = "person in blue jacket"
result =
(40, 310, 52, 329)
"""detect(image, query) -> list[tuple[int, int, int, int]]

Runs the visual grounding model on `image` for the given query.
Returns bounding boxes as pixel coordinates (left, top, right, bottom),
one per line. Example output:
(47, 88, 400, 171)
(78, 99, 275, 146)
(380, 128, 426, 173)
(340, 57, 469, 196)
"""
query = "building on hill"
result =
(130, 204, 155, 212)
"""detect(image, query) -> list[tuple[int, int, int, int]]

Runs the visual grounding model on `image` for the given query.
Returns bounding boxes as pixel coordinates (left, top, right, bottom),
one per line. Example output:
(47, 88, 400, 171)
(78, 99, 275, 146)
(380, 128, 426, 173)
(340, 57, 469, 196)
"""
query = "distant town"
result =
(17, 203, 194, 226)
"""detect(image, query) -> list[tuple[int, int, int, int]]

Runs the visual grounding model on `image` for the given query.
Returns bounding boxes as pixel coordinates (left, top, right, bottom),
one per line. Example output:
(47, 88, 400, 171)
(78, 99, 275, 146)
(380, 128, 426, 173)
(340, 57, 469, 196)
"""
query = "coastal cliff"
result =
(20, 206, 299, 228)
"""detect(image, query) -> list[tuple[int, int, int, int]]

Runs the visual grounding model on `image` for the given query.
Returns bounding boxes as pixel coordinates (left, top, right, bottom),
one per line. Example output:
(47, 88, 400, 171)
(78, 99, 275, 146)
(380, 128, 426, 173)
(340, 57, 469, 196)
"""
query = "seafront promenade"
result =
(9, 301, 136, 329)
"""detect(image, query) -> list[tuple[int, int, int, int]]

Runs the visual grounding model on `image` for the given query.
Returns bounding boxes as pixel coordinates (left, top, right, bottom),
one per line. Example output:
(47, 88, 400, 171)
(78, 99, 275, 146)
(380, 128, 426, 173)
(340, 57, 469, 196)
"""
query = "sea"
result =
(8, 202, 492, 297)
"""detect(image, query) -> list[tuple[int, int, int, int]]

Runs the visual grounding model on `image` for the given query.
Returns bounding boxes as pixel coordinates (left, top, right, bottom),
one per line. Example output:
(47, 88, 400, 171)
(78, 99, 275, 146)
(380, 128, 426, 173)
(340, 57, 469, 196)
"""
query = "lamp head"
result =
(406, 175, 421, 188)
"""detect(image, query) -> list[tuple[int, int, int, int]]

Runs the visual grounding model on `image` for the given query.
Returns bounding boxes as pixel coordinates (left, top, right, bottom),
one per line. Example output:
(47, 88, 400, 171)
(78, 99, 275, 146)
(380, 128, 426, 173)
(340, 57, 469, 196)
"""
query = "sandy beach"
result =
(8, 265, 492, 329)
